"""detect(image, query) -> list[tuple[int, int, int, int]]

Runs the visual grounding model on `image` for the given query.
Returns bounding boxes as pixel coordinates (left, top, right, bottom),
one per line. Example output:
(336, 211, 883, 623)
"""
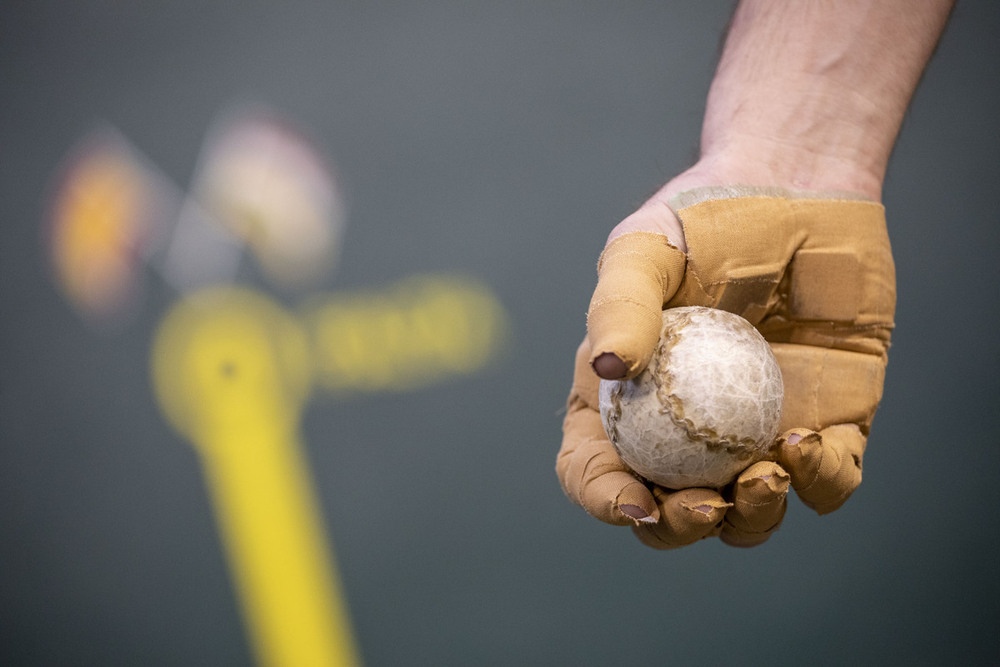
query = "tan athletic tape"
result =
(668, 189, 895, 359)
(567, 187, 896, 540)
(586, 232, 686, 378)
(720, 461, 790, 547)
(671, 189, 895, 514)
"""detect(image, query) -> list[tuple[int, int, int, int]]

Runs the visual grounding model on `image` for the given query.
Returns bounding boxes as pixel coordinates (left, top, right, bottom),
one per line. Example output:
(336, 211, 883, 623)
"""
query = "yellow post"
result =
(151, 287, 359, 667)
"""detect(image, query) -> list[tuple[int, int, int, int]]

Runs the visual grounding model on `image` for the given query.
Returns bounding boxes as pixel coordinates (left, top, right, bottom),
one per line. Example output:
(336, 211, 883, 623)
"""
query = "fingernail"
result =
(787, 433, 802, 445)
(592, 352, 627, 380)
(619, 504, 657, 524)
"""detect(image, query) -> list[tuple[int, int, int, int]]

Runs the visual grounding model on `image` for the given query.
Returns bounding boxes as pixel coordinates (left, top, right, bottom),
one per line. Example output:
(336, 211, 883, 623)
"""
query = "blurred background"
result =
(2, 1, 998, 665)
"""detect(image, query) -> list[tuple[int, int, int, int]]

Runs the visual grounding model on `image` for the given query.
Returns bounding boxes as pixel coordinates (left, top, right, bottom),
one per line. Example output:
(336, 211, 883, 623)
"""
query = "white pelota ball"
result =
(599, 306, 783, 489)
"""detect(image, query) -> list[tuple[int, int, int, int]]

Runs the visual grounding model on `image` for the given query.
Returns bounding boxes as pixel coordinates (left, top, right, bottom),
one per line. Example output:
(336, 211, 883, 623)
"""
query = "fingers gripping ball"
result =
(599, 307, 783, 489)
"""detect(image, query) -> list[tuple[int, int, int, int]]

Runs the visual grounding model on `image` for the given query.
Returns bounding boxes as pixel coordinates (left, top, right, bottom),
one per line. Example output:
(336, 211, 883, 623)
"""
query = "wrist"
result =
(696, 127, 886, 201)
(614, 141, 882, 255)
(699, 70, 895, 201)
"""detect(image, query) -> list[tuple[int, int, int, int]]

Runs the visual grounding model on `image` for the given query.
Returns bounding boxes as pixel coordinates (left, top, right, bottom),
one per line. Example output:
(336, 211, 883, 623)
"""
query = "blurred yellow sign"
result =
(152, 287, 358, 667)
(151, 278, 507, 666)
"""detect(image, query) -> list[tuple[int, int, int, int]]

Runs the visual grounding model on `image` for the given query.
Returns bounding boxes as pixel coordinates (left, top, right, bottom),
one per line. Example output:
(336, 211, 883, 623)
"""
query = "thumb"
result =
(586, 209, 686, 379)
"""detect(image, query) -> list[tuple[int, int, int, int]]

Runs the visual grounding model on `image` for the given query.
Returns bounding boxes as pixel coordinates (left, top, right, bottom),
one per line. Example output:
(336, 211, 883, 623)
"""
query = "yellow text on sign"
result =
(300, 274, 508, 394)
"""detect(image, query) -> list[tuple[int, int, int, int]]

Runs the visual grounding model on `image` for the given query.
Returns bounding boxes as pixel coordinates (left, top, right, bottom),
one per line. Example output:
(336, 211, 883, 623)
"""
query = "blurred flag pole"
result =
(151, 288, 361, 667)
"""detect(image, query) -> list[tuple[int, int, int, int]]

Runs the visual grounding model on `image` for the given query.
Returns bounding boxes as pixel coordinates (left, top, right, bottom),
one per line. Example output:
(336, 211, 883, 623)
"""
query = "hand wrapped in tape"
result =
(557, 185, 895, 548)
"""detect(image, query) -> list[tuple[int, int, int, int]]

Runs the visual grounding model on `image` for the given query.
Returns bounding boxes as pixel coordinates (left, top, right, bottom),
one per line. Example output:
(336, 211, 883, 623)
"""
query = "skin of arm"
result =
(699, 0, 955, 202)
(593, 0, 954, 379)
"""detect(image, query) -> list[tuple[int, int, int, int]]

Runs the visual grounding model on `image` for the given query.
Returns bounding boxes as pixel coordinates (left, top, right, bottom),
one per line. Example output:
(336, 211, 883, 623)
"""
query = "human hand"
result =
(556, 176, 895, 549)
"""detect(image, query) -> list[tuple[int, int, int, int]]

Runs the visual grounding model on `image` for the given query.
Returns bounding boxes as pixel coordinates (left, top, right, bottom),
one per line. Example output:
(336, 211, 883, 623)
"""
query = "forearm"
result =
(698, 0, 954, 200)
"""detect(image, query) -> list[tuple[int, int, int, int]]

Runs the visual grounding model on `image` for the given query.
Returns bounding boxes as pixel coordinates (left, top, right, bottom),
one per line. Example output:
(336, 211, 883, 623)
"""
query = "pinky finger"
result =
(777, 424, 866, 515)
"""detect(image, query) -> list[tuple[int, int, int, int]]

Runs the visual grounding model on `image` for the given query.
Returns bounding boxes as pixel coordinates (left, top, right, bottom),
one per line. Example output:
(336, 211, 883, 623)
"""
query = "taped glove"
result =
(557, 186, 895, 548)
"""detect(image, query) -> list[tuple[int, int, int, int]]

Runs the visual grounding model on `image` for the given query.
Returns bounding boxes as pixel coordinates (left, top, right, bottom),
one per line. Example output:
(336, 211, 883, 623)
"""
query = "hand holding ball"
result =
(599, 307, 783, 489)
